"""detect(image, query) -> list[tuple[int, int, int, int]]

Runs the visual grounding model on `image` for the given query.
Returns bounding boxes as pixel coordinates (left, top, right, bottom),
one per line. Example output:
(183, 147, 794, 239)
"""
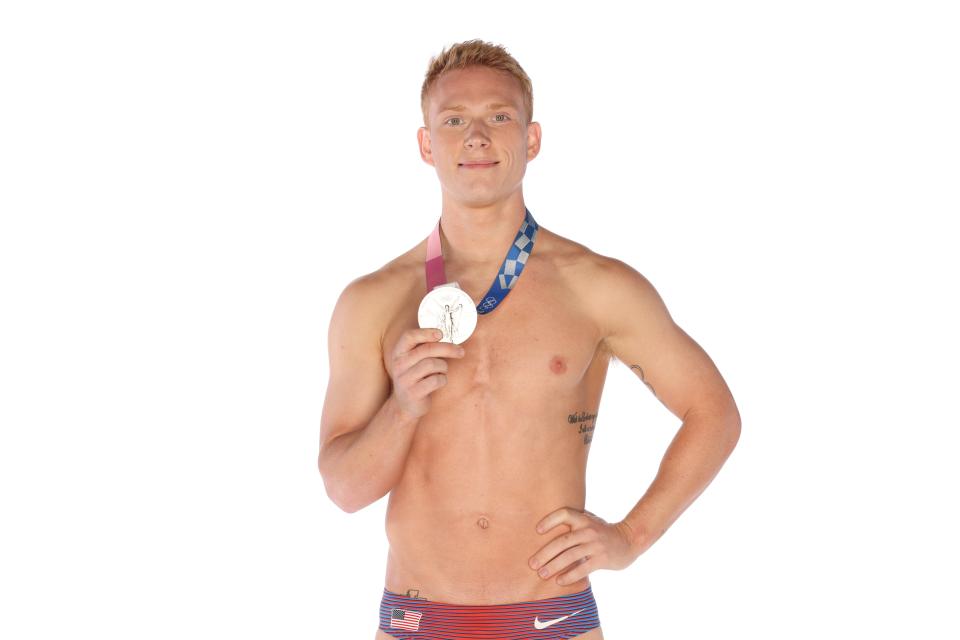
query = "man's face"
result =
(418, 66, 541, 208)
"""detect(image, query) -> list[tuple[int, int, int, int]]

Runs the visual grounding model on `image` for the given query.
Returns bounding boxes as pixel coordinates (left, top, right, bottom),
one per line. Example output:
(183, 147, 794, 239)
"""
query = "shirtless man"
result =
(318, 40, 741, 640)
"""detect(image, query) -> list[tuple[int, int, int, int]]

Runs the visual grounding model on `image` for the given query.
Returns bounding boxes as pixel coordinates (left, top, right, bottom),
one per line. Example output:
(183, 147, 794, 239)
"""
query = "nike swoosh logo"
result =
(533, 608, 585, 630)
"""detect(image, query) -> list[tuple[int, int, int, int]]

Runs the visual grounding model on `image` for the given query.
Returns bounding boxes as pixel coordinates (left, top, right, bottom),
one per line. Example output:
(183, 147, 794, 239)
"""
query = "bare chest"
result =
(382, 258, 607, 407)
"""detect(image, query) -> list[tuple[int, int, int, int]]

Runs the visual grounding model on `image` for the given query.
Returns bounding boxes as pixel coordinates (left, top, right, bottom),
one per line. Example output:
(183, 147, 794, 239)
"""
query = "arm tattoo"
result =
(629, 364, 658, 398)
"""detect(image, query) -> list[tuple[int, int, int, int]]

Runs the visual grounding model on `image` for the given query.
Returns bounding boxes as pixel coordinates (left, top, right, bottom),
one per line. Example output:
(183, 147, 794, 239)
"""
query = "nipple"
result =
(549, 355, 567, 374)
(477, 516, 490, 530)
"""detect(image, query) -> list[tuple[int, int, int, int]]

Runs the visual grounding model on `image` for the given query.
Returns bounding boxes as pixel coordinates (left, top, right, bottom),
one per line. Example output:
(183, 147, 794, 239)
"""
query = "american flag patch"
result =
(390, 607, 423, 631)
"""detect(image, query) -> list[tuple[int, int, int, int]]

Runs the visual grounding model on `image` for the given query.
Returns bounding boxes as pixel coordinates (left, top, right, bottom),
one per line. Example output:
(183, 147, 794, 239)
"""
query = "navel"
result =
(549, 355, 567, 374)
(477, 516, 490, 530)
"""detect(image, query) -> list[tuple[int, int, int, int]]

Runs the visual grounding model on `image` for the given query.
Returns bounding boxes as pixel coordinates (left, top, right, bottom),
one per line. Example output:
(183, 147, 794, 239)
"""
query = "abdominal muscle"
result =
(382, 396, 594, 605)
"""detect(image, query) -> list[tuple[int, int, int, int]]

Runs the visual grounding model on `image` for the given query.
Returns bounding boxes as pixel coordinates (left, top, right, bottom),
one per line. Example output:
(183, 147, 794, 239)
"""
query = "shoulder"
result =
(329, 241, 424, 350)
(537, 226, 661, 310)
(533, 225, 609, 279)
(536, 227, 668, 345)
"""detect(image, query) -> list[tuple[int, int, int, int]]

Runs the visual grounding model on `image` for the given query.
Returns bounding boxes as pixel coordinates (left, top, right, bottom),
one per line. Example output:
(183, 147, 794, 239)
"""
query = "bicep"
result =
(599, 260, 736, 422)
(319, 277, 392, 452)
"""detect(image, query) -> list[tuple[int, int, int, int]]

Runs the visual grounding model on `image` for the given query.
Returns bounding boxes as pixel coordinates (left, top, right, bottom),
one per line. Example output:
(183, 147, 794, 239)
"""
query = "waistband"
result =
(378, 584, 601, 639)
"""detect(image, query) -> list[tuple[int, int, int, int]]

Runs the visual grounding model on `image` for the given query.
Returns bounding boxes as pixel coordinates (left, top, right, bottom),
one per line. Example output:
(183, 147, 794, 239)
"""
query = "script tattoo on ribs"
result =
(629, 364, 657, 397)
(567, 410, 597, 446)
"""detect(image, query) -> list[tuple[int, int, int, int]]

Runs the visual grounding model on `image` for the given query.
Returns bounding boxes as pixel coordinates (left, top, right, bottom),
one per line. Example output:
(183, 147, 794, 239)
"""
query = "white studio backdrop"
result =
(1, 1, 958, 638)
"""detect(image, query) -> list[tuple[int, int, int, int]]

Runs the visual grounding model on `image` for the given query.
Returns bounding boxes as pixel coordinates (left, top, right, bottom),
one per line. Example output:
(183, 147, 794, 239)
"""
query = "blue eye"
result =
(446, 117, 462, 126)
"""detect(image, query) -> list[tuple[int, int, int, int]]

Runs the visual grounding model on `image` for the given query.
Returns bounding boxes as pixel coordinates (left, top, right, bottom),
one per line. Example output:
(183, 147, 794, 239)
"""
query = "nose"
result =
(463, 120, 491, 150)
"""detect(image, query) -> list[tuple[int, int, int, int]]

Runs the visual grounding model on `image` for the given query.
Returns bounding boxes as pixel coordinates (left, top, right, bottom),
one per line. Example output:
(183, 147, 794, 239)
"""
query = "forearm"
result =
(319, 392, 420, 513)
(621, 409, 741, 553)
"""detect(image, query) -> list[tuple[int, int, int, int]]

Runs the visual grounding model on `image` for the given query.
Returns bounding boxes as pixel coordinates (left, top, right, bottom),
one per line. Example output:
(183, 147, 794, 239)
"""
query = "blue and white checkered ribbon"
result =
(476, 207, 539, 314)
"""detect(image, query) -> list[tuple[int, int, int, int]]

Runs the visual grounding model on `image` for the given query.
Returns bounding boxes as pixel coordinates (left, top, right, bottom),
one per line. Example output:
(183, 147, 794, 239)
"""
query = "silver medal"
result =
(417, 283, 478, 344)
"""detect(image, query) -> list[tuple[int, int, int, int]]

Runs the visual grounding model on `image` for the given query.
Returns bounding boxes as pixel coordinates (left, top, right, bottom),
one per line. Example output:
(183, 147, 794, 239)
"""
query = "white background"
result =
(2, 1, 958, 638)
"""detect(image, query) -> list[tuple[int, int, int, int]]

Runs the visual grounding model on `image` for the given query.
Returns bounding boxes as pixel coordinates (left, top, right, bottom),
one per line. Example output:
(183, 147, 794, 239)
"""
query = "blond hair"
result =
(420, 39, 533, 127)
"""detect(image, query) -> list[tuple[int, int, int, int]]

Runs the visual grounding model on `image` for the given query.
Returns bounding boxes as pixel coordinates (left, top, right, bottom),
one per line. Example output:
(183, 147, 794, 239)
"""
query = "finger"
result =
(402, 340, 465, 368)
(529, 529, 590, 573)
(409, 371, 447, 397)
(396, 328, 444, 355)
(537, 544, 593, 581)
(407, 356, 449, 379)
(536, 506, 575, 534)
(393, 342, 463, 378)
(397, 358, 448, 392)
(555, 555, 595, 586)
(391, 330, 442, 374)
(421, 341, 466, 359)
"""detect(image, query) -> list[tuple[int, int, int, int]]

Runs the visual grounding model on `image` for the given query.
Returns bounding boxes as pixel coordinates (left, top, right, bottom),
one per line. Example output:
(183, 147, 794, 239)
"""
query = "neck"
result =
(438, 194, 527, 268)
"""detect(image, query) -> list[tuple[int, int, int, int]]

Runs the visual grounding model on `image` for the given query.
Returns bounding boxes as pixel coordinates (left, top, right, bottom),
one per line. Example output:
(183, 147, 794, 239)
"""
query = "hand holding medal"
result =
(418, 207, 539, 344)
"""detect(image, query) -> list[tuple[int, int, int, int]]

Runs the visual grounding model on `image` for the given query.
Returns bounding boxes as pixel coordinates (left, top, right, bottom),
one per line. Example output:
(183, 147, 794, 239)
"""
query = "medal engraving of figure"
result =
(442, 302, 461, 339)
(417, 207, 539, 344)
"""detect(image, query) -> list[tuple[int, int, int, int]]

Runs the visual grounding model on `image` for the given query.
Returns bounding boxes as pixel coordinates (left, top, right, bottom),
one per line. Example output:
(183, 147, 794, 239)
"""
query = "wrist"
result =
(619, 518, 656, 556)
(388, 392, 421, 427)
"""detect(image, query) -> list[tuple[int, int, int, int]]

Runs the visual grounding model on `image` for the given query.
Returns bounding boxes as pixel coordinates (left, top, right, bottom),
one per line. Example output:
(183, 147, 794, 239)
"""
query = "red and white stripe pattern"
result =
(390, 607, 423, 632)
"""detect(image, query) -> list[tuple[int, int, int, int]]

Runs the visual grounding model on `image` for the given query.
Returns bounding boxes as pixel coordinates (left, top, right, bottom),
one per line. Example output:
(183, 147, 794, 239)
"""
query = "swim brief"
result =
(378, 584, 601, 639)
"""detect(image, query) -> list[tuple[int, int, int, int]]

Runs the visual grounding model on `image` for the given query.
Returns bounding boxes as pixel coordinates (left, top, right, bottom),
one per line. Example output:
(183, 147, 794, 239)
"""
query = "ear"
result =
(526, 121, 542, 162)
(417, 127, 434, 166)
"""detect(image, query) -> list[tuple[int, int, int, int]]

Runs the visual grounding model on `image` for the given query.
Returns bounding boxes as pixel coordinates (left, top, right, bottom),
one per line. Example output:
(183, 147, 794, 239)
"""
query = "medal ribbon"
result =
(425, 207, 539, 315)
